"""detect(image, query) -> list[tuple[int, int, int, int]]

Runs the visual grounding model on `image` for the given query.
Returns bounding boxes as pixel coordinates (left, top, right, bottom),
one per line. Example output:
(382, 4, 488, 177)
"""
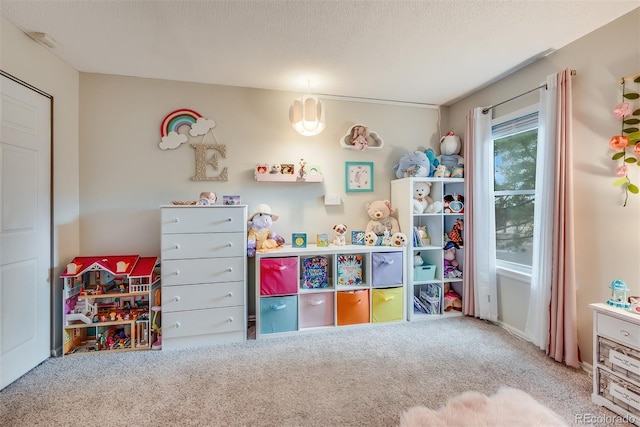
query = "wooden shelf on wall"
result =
(254, 173, 323, 183)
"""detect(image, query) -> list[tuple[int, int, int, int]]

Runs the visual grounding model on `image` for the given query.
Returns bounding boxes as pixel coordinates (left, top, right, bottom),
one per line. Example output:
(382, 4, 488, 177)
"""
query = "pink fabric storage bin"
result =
(371, 251, 404, 287)
(260, 257, 298, 296)
(299, 292, 334, 328)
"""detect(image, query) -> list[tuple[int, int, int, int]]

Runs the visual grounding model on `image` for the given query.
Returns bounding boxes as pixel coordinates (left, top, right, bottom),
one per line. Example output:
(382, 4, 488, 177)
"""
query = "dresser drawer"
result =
(597, 312, 640, 349)
(162, 306, 244, 338)
(162, 257, 244, 286)
(162, 281, 244, 312)
(161, 232, 245, 259)
(162, 207, 245, 234)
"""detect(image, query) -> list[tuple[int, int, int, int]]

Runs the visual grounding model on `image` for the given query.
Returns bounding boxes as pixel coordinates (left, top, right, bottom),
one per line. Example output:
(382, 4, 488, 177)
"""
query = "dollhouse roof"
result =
(130, 257, 159, 279)
(60, 255, 141, 278)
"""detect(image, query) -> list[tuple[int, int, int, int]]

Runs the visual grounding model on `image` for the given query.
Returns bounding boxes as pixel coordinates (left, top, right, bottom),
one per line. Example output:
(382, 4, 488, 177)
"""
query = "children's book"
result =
(292, 233, 307, 248)
(351, 231, 365, 245)
(301, 256, 328, 288)
(337, 254, 363, 286)
(316, 233, 329, 247)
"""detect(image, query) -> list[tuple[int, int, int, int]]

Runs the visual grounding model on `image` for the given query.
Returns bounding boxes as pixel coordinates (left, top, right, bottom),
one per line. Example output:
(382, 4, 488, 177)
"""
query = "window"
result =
(491, 108, 539, 271)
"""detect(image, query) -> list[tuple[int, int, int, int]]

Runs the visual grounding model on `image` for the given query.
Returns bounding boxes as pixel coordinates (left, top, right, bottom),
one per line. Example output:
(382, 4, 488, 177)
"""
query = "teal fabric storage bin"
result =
(414, 265, 436, 281)
(260, 295, 298, 334)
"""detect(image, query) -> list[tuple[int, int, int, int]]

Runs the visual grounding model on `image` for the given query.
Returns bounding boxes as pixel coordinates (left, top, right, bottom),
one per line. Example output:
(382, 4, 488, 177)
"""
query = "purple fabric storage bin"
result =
(260, 257, 298, 295)
(371, 251, 404, 287)
(299, 292, 334, 328)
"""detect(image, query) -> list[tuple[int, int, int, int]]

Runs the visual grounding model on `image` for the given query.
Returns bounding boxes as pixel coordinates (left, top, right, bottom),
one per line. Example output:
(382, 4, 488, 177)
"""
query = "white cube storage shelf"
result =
(254, 244, 406, 339)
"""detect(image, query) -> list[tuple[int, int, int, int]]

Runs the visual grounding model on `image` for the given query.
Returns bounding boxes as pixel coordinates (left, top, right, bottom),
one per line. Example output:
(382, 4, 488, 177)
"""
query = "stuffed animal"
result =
(438, 131, 464, 177)
(424, 148, 439, 177)
(393, 151, 432, 179)
(443, 241, 462, 278)
(247, 204, 285, 257)
(414, 252, 424, 267)
(197, 191, 217, 205)
(433, 164, 450, 178)
(412, 182, 443, 214)
(447, 218, 463, 246)
(332, 223, 348, 246)
(391, 232, 408, 247)
(443, 282, 462, 311)
(365, 200, 400, 237)
(350, 125, 370, 151)
(364, 231, 378, 246)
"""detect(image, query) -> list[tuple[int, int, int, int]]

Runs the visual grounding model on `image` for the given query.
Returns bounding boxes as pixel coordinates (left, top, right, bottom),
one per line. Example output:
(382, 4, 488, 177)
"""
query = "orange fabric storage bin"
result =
(337, 290, 370, 326)
(372, 287, 403, 323)
(260, 257, 298, 295)
(299, 292, 334, 329)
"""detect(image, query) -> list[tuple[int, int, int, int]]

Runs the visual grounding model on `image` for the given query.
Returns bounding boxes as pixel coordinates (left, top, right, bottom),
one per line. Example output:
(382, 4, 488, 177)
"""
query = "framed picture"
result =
(345, 162, 374, 192)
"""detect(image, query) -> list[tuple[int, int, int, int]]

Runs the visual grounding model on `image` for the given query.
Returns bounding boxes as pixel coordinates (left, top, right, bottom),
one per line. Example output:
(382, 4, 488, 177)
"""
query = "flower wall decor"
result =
(610, 73, 640, 206)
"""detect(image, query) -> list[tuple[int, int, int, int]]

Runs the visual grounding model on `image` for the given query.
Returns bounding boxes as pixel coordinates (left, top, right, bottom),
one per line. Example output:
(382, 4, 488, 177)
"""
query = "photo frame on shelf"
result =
(345, 161, 374, 192)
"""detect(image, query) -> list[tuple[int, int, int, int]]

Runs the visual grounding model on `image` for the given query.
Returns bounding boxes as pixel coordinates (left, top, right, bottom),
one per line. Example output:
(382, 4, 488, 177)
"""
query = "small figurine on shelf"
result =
(350, 125, 370, 151)
(298, 159, 307, 180)
(197, 191, 217, 205)
(607, 279, 630, 309)
(332, 224, 348, 246)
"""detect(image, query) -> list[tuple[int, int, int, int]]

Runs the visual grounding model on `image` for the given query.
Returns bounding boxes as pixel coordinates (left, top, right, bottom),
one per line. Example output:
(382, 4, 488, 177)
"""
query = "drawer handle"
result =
(621, 329, 631, 337)
(173, 270, 180, 276)
(227, 267, 233, 272)
(172, 218, 180, 223)
(383, 296, 395, 302)
(308, 300, 324, 306)
(270, 265, 287, 271)
(270, 303, 287, 311)
(174, 296, 181, 302)
(227, 316, 234, 323)
(227, 242, 233, 247)
(226, 292, 233, 297)
(174, 322, 181, 328)
(174, 244, 181, 250)
(226, 217, 233, 222)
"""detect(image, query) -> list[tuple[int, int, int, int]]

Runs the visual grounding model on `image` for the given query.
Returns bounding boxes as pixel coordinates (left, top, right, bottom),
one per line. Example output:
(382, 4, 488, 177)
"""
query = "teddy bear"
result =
(364, 231, 378, 246)
(247, 204, 285, 257)
(391, 232, 408, 247)
(443, 241, 463, 278)
(438, 131, 464, 177)
(412, 182, 443, 214)
(365, 200, 400, 237)
(393, 151, 432, 179)
(332, 223, 348, 246)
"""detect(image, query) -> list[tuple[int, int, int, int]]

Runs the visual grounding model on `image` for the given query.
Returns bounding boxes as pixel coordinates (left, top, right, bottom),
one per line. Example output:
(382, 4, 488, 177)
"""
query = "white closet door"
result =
(0, 74, 52, 390)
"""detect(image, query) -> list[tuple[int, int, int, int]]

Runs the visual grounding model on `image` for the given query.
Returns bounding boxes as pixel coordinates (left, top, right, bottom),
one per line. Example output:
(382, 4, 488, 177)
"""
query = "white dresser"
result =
(590, 303, 640, 425)
(161, 205, 247, 350)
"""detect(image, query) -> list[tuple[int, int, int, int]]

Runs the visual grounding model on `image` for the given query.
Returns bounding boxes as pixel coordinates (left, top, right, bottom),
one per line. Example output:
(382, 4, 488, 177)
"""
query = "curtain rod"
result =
(482, 69, 576, 115)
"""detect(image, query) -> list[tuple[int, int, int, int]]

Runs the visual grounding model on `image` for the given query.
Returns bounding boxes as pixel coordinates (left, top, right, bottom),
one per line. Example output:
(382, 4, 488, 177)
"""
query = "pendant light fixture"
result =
(289, 82, 325, 136)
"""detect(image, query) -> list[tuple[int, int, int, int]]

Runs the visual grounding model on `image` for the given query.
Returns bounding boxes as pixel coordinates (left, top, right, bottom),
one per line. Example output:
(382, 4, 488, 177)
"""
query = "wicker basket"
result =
(171, 200, 197, 205)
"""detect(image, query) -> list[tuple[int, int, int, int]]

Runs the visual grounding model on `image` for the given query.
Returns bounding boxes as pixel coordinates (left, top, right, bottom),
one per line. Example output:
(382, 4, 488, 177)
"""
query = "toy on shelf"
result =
(412, 181, 443, 214)
(332, 224, 348, 246)
(443, 242, 462, 279)
(607, 279, 630, 309)
(254, 162, 323, 182)
(438, 131, 464, 178)
(393, 151, 431, 179)
(197, 191, 217, 205)
(247, 204, 284, 257)
(340, 124, 384, 150)
(447, 219, 464, 247)
(443, 282, 462, 311)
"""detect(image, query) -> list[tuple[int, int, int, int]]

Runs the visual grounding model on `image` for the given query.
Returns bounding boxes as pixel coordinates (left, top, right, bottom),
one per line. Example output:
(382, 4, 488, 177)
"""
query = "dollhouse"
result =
(61, 255, 160, 355)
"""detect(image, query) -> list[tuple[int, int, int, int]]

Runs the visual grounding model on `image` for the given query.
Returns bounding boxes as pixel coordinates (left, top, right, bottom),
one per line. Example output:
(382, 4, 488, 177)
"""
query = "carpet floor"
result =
(0, 316, 629, 426)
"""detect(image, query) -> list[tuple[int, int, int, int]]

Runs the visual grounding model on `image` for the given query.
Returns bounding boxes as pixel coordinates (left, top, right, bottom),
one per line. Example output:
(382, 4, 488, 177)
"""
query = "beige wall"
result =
(448, 8, 640, 364)
(78, 74, 443, 256)
(1, 17, 80, 353)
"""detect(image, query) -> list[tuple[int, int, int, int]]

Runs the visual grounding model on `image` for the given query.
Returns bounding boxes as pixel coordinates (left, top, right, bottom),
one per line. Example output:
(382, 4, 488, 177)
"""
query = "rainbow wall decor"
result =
(160, 109, 202, 138)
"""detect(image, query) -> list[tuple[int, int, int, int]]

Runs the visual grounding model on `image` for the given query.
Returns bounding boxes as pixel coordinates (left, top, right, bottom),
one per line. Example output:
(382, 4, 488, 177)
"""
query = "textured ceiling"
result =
(2, 1, 639, 105)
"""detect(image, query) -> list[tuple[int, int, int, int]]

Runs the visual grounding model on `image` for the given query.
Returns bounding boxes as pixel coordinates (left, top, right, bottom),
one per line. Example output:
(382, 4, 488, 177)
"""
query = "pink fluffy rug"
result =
(399, 387, 568, 427)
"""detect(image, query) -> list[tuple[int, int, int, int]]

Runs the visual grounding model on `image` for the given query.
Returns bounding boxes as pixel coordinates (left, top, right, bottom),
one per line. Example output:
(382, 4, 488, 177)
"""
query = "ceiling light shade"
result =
(289, 94, 325, 136)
